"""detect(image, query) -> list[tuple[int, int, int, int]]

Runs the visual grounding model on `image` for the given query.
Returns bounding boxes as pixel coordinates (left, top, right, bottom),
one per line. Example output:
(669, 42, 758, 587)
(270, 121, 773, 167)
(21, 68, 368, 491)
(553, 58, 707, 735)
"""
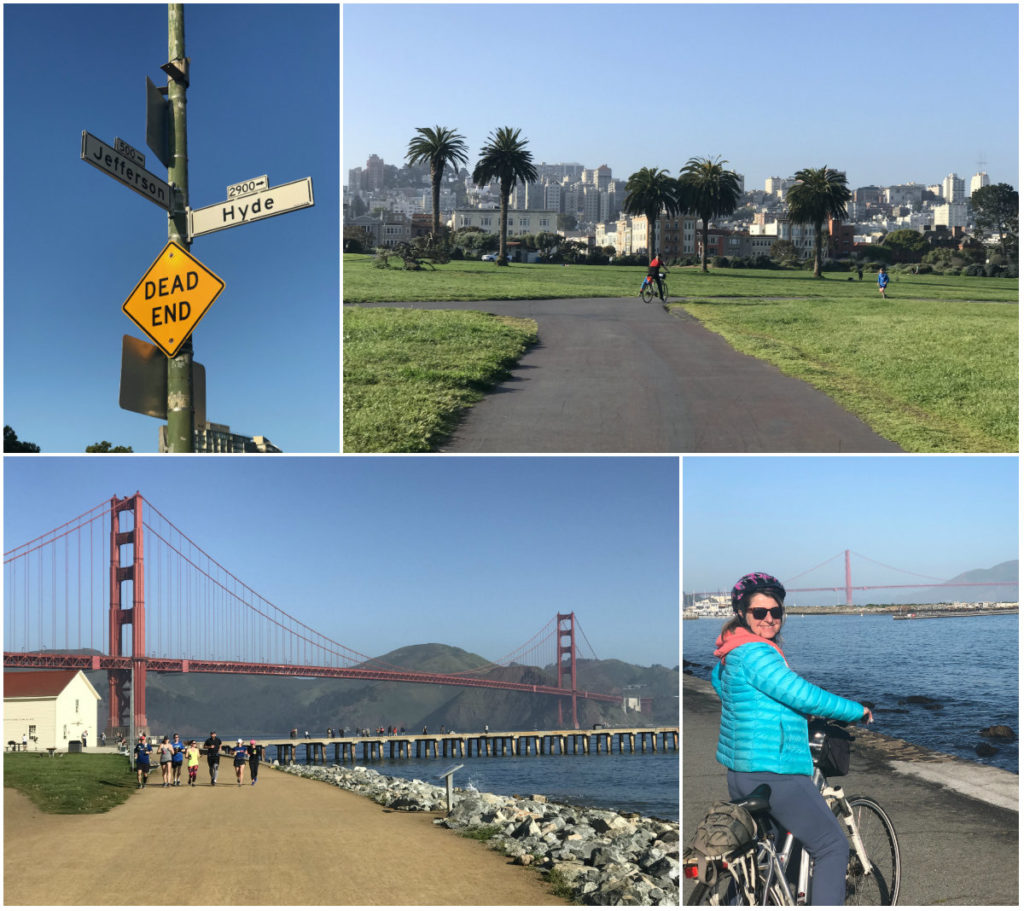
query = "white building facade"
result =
(449, 209, 559, 236)
(4, 669, 101, 750)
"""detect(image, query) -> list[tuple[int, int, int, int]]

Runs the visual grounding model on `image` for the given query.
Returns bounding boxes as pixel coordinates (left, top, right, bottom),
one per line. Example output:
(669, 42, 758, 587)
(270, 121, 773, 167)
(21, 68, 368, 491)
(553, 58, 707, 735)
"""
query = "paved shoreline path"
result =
(683, 675, 1018, 905)
(348, 299, 902, 453)
(3, 766, 566, 906)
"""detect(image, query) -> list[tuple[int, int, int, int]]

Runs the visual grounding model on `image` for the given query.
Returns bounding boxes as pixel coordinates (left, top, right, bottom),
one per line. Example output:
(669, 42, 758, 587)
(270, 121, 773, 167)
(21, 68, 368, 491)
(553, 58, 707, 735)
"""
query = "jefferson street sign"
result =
(122, 242, 225, 358)
(114, 137, 146, 168)
(81, 131, 172, 210)
(188, 177, 314, 239)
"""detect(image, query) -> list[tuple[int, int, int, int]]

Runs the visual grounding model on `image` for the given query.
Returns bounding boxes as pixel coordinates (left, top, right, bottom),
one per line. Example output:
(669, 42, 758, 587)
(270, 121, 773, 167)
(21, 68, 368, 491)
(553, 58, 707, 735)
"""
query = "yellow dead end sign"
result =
(122, 241, 225, 358)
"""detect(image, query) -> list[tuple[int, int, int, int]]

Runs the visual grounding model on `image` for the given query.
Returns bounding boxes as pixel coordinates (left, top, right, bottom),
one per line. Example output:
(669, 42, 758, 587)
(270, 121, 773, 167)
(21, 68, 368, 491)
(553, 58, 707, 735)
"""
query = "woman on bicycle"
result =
(712, 571, 873, 906)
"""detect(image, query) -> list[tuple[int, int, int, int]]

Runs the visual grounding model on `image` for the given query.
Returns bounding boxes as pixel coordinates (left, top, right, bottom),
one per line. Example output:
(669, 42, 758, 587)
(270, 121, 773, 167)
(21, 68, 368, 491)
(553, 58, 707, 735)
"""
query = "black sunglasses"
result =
(749, 606, 784, 620)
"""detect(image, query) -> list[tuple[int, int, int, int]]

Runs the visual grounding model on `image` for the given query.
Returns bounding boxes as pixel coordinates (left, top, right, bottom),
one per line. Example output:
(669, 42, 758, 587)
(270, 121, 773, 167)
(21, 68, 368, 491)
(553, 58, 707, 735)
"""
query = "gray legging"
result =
(727, 769, 849, 906)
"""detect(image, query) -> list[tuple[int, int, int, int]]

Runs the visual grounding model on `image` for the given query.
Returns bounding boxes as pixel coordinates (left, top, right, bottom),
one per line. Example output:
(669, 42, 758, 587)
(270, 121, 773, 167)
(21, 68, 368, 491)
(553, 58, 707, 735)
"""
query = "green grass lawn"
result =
(344, 306, 538, 452)
(343, 253, 648, 302)
(342, 257, 1018, 452)
(4, 752, 136, 813)
(672, 272, 1017, 452)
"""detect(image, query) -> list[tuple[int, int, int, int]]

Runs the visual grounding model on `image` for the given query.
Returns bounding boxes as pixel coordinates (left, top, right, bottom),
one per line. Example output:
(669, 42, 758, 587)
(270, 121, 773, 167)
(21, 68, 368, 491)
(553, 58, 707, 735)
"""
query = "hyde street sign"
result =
(122, 242, 225, 358)
(188, 177, 314, 239)
(81, 131, 172, 210)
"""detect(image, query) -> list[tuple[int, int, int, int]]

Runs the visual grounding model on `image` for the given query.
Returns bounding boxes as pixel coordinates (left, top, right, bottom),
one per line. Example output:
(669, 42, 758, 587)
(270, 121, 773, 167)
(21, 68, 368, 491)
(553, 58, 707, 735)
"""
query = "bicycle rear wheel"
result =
(844, 796, 901, 905)
(641, 281, 655, 303)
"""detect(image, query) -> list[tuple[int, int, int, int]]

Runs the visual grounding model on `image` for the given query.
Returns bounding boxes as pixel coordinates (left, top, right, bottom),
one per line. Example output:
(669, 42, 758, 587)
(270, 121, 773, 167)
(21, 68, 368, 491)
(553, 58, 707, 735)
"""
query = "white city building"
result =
(970, 172, 990, 196)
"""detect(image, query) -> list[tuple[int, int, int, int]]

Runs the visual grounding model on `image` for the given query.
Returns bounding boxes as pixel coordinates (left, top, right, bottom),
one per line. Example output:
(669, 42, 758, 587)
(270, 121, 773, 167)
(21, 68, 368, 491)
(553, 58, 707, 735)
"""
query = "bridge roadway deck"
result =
(259, 726, 679, 765)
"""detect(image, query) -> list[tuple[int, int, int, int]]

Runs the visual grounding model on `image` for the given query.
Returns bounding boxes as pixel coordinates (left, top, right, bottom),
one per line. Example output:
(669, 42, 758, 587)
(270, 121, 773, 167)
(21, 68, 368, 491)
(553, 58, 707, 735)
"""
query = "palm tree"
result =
(785, 166, 852, 277)
(405, 126, 469, 240)
(622, 167, 678, 257)
(678, 156, 743, 272)
(472, 127, 539, 265)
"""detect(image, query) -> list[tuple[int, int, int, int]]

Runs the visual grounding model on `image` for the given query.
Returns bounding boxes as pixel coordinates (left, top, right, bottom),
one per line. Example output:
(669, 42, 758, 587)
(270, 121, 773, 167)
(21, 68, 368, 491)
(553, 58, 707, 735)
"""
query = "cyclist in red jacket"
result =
(647, 252, 667, 300)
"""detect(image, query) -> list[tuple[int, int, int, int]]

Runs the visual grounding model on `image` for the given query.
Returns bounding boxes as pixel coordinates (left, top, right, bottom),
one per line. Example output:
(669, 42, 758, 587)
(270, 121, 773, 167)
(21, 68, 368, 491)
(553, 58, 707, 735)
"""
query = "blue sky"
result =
(682, 456, 1019, 601)
(3, 456, 681, 667)
(4, 4, 340, 453)
(344, 3, 1018, 191)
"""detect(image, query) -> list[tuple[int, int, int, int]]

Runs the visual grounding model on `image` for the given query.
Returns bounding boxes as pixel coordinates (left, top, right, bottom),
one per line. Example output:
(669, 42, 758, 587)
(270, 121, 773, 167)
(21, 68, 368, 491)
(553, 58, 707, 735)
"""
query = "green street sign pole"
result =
(165, 3, 193, 452)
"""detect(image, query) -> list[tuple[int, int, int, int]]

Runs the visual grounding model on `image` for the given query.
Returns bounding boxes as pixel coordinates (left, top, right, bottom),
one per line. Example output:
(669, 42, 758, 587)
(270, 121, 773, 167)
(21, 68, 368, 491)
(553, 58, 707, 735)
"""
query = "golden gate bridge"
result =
(689, 549, 1017, 605)
(4, 493, 621, 732)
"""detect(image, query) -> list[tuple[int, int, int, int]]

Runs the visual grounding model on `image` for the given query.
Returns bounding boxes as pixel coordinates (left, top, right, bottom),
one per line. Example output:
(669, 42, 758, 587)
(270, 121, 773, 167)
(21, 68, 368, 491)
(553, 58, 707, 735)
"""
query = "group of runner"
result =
(132, 729, 261, 789)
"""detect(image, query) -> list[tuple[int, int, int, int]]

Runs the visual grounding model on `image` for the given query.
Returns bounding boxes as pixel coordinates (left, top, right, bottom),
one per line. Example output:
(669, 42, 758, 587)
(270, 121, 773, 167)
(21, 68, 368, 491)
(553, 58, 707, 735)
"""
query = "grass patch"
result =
(344, 254, 649, 302)
(675, 273, 1017, 452)
(343, 306, 538, 452)
(4, 752, 136, 814)
(459, 824, 504, 842)
(544, 867, 583, 903)
(342, 259, 1017, 452)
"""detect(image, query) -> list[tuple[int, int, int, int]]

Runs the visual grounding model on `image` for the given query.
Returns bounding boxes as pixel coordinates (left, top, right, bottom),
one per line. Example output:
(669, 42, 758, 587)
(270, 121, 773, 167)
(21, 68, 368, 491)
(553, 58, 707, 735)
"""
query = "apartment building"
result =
(449, 209, 559, 236)
(932, 202, 969, 228)
(942, 172, 965, 203)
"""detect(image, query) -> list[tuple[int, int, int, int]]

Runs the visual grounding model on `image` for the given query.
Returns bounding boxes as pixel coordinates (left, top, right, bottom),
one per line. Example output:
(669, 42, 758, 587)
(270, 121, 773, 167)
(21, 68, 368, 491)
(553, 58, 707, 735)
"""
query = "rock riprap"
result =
(278, 762, 679, 905)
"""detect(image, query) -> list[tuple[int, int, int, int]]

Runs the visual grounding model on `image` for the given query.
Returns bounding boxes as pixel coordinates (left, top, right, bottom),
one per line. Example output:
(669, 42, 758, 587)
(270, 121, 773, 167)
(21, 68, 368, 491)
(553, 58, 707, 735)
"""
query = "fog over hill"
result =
(81, 643, 678, 740)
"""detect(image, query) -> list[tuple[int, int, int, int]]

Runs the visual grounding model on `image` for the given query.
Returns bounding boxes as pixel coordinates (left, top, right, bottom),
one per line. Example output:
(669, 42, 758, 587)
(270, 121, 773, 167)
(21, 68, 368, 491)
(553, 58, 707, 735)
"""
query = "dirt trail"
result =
(4, 767, 567, 905)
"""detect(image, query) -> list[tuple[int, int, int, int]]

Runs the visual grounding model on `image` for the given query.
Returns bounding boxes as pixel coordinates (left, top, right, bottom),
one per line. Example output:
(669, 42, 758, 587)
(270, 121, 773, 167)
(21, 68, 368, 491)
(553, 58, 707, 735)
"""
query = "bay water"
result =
(294, 748, 679, 820)
(684, 613, 1018, 773)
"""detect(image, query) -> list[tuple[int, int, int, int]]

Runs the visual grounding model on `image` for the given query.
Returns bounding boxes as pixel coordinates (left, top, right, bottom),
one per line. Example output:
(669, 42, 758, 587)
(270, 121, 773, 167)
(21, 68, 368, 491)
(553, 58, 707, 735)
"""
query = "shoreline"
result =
(684, 673, 1018, 795)
(683, 604, 1018, 619)
(279, 760, 680, 905)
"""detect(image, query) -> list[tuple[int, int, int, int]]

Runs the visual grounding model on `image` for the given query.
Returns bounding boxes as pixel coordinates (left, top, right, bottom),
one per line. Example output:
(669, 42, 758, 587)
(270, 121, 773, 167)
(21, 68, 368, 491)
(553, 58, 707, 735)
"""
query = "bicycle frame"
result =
(760, 769, 876, 905)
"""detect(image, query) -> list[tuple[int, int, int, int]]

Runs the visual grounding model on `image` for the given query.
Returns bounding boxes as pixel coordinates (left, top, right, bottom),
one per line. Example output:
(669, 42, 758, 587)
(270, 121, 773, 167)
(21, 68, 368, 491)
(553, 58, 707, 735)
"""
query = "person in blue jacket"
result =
(877, 266, 889, 298)
(711, 571, 873, 906)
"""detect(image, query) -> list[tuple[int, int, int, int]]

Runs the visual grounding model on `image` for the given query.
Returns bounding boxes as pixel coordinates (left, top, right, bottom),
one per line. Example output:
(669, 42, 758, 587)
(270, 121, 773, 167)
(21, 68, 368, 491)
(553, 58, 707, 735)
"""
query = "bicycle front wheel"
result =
(845, 796, 901, 905)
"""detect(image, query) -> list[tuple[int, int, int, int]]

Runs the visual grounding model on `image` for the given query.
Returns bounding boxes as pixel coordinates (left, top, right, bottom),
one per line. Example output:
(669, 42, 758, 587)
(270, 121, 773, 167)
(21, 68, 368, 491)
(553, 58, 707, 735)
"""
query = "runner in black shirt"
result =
(203, 731, 222, 786)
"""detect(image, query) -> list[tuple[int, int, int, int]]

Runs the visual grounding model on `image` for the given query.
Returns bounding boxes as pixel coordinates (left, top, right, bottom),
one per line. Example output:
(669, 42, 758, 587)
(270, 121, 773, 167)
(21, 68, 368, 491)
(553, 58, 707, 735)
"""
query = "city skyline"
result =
(347, 146, 998, 198)
(344, 4, 1018, 192)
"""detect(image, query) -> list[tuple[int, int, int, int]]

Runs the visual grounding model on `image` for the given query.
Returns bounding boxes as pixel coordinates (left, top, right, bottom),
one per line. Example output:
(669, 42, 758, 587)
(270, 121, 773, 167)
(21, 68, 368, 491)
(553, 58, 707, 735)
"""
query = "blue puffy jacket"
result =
(711, 629, 865, 775)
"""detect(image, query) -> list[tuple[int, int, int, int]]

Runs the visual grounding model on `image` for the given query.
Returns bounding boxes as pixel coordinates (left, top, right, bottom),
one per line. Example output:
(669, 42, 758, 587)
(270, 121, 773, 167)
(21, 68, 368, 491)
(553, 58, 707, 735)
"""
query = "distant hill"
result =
(82, 643, 679, 739)
(910, 559, 1018, 604)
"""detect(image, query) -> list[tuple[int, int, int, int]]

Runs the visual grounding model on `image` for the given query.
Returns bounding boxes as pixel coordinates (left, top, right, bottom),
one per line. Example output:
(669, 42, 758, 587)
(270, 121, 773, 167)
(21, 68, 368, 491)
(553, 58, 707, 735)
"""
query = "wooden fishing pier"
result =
(261, 726, 679, 765)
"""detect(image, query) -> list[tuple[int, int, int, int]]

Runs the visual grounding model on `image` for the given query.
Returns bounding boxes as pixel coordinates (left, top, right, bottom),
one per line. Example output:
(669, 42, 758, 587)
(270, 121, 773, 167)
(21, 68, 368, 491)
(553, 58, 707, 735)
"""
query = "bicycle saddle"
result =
(732, 783, 772, 814)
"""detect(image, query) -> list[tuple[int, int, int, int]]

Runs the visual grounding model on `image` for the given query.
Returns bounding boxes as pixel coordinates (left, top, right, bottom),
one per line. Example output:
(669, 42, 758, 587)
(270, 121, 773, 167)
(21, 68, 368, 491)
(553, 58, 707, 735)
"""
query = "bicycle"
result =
(639, 271, 667, 302)
(685, 720, 901, 906)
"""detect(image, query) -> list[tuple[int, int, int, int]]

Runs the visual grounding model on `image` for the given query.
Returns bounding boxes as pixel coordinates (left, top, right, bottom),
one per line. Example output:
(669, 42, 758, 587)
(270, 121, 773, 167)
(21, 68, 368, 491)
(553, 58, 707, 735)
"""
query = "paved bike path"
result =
(683, 674, 1018, 905)
(346, 298, 902, 453)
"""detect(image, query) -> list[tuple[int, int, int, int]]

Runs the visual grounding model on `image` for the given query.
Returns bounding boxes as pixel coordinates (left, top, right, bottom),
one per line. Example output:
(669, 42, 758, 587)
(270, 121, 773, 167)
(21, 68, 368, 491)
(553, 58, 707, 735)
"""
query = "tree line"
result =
(393, 124, 1018, 277)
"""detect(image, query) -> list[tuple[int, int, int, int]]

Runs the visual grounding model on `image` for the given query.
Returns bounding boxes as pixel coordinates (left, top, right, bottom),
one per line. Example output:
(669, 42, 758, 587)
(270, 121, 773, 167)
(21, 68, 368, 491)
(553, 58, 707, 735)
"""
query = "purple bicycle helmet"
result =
(731, 571, 786, 613)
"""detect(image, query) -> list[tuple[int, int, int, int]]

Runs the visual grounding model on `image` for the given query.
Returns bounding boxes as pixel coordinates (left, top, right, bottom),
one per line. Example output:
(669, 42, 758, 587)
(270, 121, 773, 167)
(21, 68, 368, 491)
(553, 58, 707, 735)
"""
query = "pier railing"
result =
(259, 726, 679, 765)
